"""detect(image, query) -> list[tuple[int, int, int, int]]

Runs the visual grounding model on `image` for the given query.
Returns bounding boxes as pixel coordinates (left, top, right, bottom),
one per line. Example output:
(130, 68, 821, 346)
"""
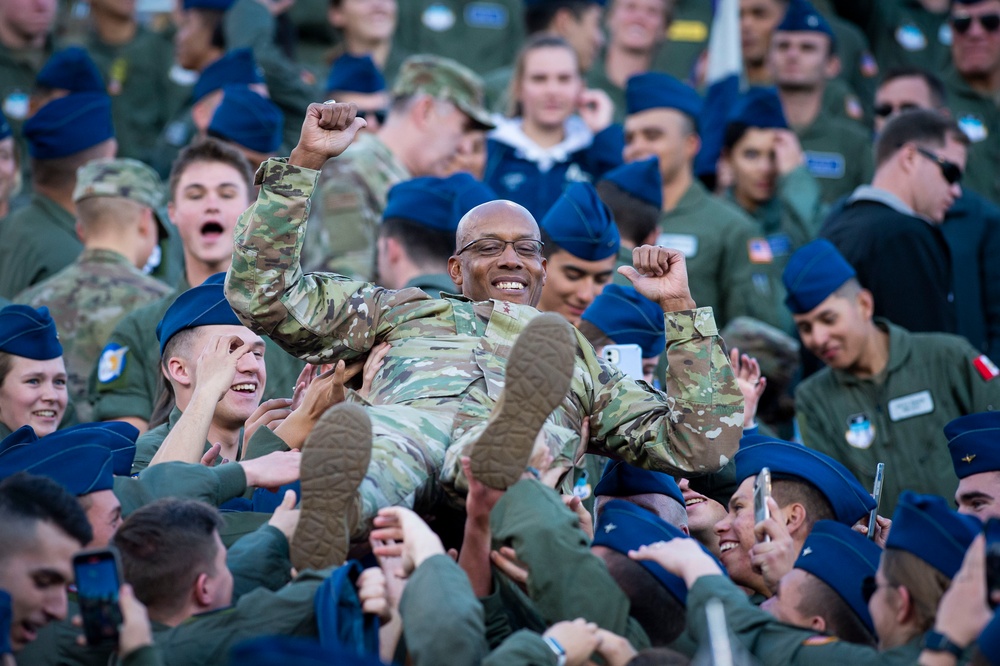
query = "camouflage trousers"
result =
(347, 380, 580, 540)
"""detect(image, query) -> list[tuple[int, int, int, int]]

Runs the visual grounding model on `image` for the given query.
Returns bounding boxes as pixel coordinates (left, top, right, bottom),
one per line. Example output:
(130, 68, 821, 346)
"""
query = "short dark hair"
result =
(878, 66, 948, 109)
(0, 472, 93, 560)
(525, 0, 597, 35)
(596, 180, 659, 247)
(113, 499, 223, 617)
(874, 109, 969, 167)
(32, 140, 114, 190)
(722, 121, 753, 154)
(540, 228, 562, 259)
(599, 548, 686, 645)
(771, 478, 835, 531)
(795, 573, 877, 646)
(168, 137, 253, 202)
(379, 217, 455, 267)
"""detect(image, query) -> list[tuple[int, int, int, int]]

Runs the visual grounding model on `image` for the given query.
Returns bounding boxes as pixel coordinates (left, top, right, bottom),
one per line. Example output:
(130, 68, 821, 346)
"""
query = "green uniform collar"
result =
(670, 178, 710, 216)
(31, 192, 76, 236)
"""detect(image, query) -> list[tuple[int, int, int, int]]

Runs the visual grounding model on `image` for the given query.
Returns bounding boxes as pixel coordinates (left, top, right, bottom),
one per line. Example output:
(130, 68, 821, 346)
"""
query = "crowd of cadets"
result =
(1, 0, 1000, 664)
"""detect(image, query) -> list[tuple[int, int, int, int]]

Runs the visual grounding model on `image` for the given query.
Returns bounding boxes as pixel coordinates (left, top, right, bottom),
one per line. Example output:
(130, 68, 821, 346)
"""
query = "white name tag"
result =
(657, 233, 699, 258)
(888, 390, 934, 422)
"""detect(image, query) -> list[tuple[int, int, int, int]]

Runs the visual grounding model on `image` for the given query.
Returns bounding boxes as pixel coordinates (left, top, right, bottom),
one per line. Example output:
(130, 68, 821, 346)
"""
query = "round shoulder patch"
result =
(97, 343, 129, 384)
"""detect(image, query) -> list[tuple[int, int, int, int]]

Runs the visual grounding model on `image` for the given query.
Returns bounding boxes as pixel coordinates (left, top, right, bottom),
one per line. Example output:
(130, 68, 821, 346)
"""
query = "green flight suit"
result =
(16, 249, 172, 422)
(612, 244, 636, 287)
(826, 13, 879, 124)
(395, 1, 525, 76)
(586, 52, 627, 124)
(652, 0, 712, 81)
(89, 284, 305, 424)
(943, 68, 1000, 205)
(131, 405, 291, 474)
(303, 132, 411, 280)
(0, 192, 79, 299)
(796, 320, 1000, 516)
(685, 574, 923, 664)
(725, 166, 825, 335)
(655, 179, 757, 329)
(483, 64, 514, 113)
(402, 272, 457, 298)
(70, 27, 182, 165)
(795, 111, 874, 205)
(0, 39, 52, 194)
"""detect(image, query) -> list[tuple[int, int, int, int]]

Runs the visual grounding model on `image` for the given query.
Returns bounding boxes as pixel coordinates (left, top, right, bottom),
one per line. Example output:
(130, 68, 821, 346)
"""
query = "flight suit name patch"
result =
(887, 390, 934, 422)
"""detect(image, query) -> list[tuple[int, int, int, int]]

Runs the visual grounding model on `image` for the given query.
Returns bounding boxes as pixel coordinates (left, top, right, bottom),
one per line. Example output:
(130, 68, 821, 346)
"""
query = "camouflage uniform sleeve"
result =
(226, 158, 422, 363)
(587, 307, 744, 475)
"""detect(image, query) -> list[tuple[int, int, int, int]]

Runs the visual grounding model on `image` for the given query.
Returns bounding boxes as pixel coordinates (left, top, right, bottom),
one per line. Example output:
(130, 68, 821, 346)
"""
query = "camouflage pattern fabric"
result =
(227, 158, 745, 536)
(391, 54, 494, 129)
(16, 249, 172, 422)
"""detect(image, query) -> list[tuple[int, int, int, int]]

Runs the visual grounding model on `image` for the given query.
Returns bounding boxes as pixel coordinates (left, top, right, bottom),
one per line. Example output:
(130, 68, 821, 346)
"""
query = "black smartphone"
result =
(754, 467, 771, 543)
(867, 463, 885, 541)
(73, 547, 123, 646)
(986, 518, 1000, 609)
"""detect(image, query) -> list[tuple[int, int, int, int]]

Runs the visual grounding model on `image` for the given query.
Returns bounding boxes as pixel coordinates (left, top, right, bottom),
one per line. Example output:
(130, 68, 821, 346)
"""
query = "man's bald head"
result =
(448, 199, 547, 307)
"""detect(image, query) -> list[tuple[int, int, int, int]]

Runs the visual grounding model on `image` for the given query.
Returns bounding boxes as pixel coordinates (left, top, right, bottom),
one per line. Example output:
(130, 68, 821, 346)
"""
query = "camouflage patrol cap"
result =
(391, 55, 495, 130)
(73, 157, 163, 209)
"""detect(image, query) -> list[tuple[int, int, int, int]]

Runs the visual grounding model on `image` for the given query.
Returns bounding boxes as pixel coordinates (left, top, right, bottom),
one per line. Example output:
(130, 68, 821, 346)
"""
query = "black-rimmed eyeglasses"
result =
(456, 238, 545, 258)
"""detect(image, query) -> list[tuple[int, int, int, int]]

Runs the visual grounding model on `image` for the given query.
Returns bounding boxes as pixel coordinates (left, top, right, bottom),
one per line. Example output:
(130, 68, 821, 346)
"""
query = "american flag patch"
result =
(748, 238, 773, 264)
(974, 354, 1000, 381)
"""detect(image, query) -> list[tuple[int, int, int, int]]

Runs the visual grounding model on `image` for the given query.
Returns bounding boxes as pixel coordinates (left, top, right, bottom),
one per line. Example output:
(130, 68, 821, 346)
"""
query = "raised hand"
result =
(289, 101, 368, 170)
(617, 245, 696, 312)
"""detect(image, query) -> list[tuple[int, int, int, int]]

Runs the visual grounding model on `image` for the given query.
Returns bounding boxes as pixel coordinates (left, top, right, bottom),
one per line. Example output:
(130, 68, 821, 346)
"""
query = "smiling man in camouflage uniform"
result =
(225, 101, 745, 569)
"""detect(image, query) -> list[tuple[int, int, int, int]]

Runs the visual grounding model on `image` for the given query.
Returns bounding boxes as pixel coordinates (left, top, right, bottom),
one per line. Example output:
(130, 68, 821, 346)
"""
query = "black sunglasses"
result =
(873, 102, 920, 118)
(356, 109, 387, 125)
(951, 13, 1000, 34)
(915, 146, 963, 185)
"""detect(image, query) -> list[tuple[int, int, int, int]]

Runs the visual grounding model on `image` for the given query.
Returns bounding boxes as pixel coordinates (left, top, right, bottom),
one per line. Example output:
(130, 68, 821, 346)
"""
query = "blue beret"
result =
(593, 499, 719, 605)
(625, 72, 702, 123)
(156, 273, 242, 355)
(599, 157, 662, 209)
(727, 87, 788, 130)
(0, 305, 62, 360)
(794, 520, 881, 635)
(886, 491, 981, 578)
(947, 412, 1000, 479)
(541, 182, 620, 261)
(36, 47, 105, 93)
(0, 108, 10, 141)
(230, 636, 384, 666)
(23, 92, 115, 160)
(183, 0, 236, 10)
(209, 86, 284, 154)
(0, 590, 10, 656)
(384, 173, 496, 233)
(326, 53, 386, 95)
(782, 239, 856, 314)
(46, 422, 138, 477)
(594, 460, 684, 506)
(735, 434, 876, 525)
(0, 442, 114, 496)
(193, 48, 264, 104)
(580, 285, 665, 357)
(776, 0, 836, 44)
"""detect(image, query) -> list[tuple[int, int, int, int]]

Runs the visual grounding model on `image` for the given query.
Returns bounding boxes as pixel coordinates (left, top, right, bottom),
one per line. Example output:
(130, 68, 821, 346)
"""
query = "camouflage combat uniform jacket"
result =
(226, 158, 744, 502)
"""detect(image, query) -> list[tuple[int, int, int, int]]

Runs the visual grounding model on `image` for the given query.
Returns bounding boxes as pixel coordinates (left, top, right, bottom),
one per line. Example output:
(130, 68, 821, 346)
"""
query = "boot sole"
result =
(471, 313, 577, 489)
(291, 403, 372, 571)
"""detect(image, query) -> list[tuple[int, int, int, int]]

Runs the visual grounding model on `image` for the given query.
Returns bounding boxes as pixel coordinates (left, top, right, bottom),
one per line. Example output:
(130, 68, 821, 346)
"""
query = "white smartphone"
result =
(602, 344, 644, 381)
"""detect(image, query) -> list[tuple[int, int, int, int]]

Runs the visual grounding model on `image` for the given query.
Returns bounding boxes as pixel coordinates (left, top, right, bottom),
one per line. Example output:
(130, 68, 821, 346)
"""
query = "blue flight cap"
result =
(192, 48, 264, 104)
(594, 460, 684, 506)
(230, 636, 385, 666)
(599, 157, 662, 209)
(593, 500, 720, 605)
(183, 0, 236, 10)
(625, 72, 702, 124)
(541, 182, 620, 261)
(727, 87, 788, 130)
(156, 273, 242, 355)
(0, 590, 10, 656)
(23, 92, 114, 160)
(947, 412, 1000, 479)
(782, 239, 857, 314)
(383, 173, 496, 233)
(36, 47, 104, 93)
(776, 0, 836, 45)
(46, 422, 138, 477)
(886, 491, 980, 579)
(735, 434, 876, 525)
(580, 284, 666, 358)
(0, 305, 63, 360)
(0, 442, 114, 496)
(0, 108, 10, 141)
(326, 53, 386, 94)
(794, 520, 881, 635)
(209, 86, 284, 154)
